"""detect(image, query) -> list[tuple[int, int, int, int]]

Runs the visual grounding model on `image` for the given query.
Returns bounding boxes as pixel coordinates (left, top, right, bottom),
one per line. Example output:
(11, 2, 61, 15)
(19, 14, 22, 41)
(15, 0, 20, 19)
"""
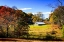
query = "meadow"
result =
(28, 25, 63, 39)
(1, 24, 63, 40)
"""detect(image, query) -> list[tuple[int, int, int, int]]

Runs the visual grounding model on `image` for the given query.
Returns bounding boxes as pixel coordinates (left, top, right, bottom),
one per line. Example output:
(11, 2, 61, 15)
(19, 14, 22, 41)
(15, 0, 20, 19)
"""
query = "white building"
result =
(35, 22, 45, 25)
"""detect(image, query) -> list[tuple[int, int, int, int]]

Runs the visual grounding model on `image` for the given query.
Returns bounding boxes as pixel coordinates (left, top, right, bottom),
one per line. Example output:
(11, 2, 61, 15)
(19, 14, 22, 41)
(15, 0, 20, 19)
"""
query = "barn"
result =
(35, 22, 45, 26)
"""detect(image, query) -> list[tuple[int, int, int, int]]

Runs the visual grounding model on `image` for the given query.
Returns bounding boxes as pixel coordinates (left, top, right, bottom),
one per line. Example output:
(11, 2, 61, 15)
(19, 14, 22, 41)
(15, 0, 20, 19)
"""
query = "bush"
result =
(44, 33, 56, 40)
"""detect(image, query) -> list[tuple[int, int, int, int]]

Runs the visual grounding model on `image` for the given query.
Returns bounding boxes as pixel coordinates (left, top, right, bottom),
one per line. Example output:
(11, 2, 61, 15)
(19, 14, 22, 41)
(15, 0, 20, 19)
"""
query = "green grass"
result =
(28, 25, 63, 38)
(29, 25, 51, 28)
(29, 25, 51, 36)
(62, 25, 64, 38)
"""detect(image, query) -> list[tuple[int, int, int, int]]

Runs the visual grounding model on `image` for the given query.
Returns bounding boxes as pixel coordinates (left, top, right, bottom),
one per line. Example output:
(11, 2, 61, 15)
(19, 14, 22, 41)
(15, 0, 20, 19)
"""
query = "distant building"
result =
(35, 22, 45, 25)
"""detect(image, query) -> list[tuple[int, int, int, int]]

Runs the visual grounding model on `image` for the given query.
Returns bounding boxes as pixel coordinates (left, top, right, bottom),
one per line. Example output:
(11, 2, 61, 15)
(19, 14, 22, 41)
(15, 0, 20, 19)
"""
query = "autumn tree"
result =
(49, 0, 64, 25)
(0, 6, 17, 37)
(0, 6, 29, 38)
(49, 6, 64, 27)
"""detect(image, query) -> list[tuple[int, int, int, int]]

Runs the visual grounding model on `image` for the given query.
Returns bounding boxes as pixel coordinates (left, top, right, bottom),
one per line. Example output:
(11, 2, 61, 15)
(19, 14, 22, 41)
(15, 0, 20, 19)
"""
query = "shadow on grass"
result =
(20, 35, 63, 41)
(0, 34, 63, 41)
(20, 36, 63, 41)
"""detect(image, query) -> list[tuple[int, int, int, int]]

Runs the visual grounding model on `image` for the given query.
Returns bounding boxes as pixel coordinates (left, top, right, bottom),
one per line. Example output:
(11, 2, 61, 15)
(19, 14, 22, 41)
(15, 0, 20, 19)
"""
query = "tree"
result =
(32, 12, 43, 23)
(27, 13, 33, 24)
(44, 18, 50, 24)
(15, 10, 29, 38)
(0, 6, 13, 37)
(12, 6, 18, 10)
(49, 13, 54, 24)
(49, 6, 64, 27)
(37, 12, 42, 17)
(0, 6, 29, 38)
(32, 15, 43, 23)
(36, 12, 43, 19)
(48, 0, 64, 25)
(57, 0, 63, 6)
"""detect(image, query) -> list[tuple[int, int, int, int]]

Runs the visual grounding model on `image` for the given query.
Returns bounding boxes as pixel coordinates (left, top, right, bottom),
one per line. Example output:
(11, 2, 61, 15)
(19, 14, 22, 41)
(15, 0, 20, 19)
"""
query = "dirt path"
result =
(0, 38, 64, 42)
(0, 38, 43, 42)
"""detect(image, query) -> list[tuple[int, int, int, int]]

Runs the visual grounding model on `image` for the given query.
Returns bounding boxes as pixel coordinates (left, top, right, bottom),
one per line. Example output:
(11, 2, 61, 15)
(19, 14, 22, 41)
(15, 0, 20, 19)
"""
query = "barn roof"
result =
(35, 22, 45, 24)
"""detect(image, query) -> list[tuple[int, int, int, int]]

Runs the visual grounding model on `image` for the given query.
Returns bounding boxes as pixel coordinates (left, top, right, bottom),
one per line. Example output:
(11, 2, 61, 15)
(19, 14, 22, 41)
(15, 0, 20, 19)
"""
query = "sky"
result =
(0, 0, 64, 18)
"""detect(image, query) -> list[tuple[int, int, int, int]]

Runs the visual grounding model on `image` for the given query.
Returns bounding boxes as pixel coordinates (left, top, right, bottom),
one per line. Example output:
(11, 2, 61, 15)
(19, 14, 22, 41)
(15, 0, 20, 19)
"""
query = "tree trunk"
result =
(7, 25, 8, 37)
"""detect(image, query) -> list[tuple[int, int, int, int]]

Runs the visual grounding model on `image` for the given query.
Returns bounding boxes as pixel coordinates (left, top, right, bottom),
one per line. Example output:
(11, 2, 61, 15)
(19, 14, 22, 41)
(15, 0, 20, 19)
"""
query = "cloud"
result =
(19, 8, 32, 10)
(43, 12, 52, 14)
(32, 13, 37, 15)
(32, 12, 52, 15)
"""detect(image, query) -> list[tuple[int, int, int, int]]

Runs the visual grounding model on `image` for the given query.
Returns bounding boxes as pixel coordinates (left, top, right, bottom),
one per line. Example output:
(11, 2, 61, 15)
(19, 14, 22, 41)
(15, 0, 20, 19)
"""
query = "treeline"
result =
(0, 6, 29, 38)
(49, 6, 64, 27)
(0, 6, 43, 38)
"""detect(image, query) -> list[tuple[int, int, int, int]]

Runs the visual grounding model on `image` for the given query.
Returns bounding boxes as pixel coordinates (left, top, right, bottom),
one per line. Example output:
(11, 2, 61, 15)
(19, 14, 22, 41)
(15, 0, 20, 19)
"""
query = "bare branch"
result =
(47, 4, 55, 8)
(57, 0, 62, 6)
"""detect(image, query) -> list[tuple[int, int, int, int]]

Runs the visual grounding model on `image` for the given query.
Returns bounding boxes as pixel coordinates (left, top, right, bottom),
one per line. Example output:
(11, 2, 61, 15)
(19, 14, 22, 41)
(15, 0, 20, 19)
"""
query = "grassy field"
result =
(29, 25, 51, 35)
(29, 25, 63, 38)
(2, 24, 63, 39)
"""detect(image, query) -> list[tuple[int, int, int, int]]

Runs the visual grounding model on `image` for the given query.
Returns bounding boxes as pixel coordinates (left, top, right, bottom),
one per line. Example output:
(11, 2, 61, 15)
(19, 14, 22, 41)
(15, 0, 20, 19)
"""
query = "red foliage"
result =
(0, 6, 15, 16)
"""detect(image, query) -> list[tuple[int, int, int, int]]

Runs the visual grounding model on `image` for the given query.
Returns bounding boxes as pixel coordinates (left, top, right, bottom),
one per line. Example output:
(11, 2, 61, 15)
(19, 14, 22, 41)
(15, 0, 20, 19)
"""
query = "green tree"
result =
(44, 18, 50, 24)
(32, 15, 43, 23)
(15, 10, 29, 38)
(27, 13, 34, 24)
(37, 12, 42, 17)
(32, 12, 43, 23)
